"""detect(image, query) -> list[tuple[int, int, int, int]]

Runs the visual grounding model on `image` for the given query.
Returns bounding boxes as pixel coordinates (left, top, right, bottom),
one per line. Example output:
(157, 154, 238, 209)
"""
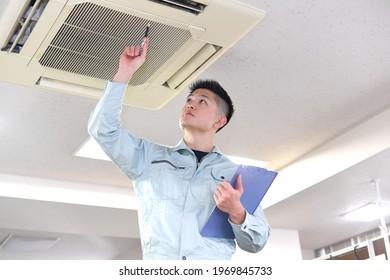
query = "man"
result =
(88, 38, 270, 260)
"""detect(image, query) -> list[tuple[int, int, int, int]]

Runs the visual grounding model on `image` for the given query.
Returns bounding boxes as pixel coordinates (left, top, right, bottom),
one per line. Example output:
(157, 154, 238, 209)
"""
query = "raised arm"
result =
(87, 38, 151, 180)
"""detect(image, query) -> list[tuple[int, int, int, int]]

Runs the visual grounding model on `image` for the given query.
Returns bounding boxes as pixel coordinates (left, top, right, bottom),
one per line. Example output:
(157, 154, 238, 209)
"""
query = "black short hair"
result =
(189, 79, 234, 132)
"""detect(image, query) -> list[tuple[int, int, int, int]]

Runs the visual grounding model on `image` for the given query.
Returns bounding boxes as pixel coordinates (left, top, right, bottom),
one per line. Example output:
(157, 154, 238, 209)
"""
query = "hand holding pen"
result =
(113, 23, 150, 83)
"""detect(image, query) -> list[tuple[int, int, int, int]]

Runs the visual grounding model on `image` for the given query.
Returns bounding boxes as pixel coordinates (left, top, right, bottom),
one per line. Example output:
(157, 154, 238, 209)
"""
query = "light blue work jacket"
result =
(88, 81, 271, 260)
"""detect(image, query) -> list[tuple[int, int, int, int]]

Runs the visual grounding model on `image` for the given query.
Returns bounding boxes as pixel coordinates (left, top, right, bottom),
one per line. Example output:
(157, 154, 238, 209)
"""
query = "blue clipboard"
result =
(200, 165, 277, 239)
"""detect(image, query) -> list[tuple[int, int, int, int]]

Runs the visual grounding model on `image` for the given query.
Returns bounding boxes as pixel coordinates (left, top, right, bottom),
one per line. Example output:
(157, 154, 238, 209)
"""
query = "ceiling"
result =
(1, 0, 390, 260)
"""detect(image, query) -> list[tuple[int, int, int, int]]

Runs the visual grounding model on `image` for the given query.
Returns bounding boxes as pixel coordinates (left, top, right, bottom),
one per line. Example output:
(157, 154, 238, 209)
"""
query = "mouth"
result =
(183, 111, 194, 117)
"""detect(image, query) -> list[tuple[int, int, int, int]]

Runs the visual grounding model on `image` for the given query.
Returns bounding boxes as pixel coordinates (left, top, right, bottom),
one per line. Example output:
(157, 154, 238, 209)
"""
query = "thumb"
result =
(236, 174, 244, 194)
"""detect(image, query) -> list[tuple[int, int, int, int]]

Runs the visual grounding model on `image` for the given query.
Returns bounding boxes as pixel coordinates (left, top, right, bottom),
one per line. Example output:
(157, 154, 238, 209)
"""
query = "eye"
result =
(200, 99, 207, 104)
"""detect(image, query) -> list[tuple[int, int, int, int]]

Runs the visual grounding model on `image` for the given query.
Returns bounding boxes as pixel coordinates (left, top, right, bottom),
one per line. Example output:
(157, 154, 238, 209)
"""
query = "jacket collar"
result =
(171, 139, 223, 155)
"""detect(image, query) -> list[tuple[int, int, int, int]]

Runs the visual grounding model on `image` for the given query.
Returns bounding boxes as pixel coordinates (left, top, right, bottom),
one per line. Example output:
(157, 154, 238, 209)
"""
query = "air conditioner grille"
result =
(38, 2, 193, 85)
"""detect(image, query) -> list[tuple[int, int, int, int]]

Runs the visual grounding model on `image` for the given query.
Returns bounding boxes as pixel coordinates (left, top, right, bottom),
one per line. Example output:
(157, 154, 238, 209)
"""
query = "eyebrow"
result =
(187, 93, 212, 100)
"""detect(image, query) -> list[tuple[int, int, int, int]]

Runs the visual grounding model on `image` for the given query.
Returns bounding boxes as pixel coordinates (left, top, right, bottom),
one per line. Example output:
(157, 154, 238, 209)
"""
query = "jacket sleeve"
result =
(87, 81, 153, 180)
(229, 206, 271, 253)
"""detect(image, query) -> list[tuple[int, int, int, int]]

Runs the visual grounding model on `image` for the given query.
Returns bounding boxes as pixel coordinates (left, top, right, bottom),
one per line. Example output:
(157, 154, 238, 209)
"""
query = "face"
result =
(179, 89, 226, 133)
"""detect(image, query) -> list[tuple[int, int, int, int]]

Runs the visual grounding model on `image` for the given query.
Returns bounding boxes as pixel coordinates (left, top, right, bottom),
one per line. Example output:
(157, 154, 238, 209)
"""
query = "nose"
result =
(186, 102, 195, 110)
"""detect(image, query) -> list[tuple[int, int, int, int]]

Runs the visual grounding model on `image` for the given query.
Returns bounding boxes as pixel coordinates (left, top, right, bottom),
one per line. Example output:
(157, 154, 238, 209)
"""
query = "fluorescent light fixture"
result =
(226, 155, 268, 168)
(0, 234, 60, 251)
(343, 203, 390, 222)
(74, 137, 110, 161)
(75, 137, 269, 168)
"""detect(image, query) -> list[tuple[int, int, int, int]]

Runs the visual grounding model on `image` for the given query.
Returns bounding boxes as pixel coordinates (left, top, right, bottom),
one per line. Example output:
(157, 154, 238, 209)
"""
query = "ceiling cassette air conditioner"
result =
(0, 0, 266, 109)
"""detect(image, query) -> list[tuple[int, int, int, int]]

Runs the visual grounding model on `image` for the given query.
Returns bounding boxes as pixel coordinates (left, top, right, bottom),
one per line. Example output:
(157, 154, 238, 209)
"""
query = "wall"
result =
(232, 228, 302, 261)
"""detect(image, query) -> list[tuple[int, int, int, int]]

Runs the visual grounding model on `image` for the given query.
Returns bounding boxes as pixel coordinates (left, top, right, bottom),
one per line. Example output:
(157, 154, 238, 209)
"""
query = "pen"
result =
(139, 23, 150, 55)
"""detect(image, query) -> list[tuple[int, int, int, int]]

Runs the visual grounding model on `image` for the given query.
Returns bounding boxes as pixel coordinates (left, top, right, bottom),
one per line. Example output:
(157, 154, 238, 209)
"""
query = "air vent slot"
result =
(166, 43, 220, 89)
(38, 2, 193, 85)
(2, 0, 49, 53)
(148, 0, 206, 14)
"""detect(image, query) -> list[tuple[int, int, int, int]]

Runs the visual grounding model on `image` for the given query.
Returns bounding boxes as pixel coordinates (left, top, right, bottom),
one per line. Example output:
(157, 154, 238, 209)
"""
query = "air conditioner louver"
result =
(0, 0, 266, 110)
(39, 2, 194, 86)
(2, 0, 49, 53)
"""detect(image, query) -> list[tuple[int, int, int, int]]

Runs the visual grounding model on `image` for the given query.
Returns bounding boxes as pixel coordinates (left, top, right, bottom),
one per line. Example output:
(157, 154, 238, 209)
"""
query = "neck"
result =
(183, 131, 215, 152)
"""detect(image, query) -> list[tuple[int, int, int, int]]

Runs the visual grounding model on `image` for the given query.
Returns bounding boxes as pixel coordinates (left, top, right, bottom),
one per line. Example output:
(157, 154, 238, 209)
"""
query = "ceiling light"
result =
(0, 234, 60, 251)
(226, 155, 268, 168)
(74, 137, 110, 161)
(75, 137, 269, 167)
(343, 203, 390, 222)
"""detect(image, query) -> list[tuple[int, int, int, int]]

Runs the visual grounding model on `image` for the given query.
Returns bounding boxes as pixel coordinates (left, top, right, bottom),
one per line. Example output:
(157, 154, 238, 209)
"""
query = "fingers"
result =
(214, 181, 231, 200)
(121, 37, 149, 60)
(214, 178, 245, 203)
(124, 45, 142, 57)
(214, 181, 243, 215)
(214, 185, 224, 199)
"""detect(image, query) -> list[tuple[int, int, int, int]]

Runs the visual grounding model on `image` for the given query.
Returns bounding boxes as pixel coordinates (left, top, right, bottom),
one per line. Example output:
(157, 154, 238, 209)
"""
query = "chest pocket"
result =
(211, 168, 230, 182)
(143, 160, 187, 200)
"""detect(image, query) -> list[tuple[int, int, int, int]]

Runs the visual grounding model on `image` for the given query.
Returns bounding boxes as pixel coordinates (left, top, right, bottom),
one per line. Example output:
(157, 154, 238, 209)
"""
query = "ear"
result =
(213, 115, 227, 131)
